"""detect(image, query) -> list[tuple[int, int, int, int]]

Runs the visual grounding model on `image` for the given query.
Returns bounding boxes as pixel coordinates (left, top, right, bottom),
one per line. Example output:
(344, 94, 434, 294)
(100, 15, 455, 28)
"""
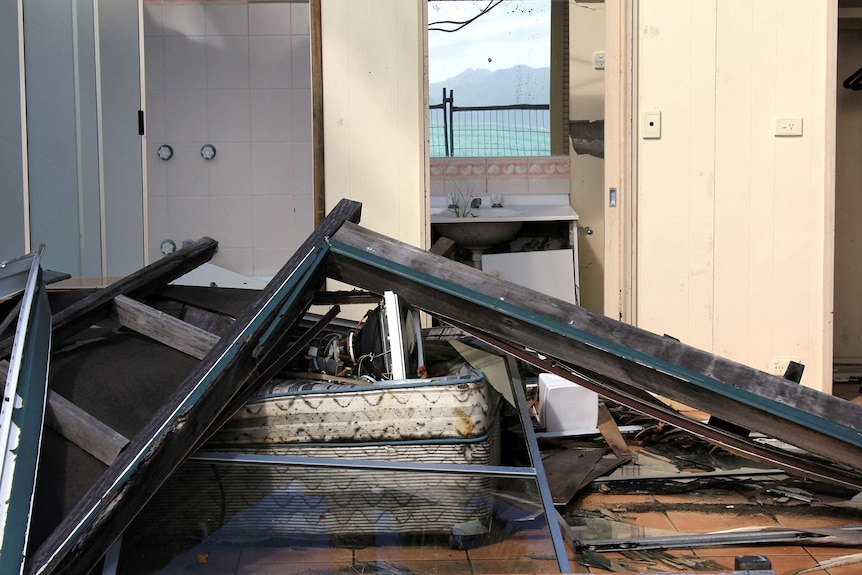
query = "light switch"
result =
(642, 111, 661, 139)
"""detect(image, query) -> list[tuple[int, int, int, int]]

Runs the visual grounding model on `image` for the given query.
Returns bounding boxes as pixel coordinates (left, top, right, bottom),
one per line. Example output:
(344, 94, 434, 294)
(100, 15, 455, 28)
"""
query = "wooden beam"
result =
(0, 237, 218, 359)
(0, 361, 128, 466)
(310, 0, 325, 226)
(325, 222, 862, 472)
(28, 200, 361, 575)
(113, 295, 219, 360)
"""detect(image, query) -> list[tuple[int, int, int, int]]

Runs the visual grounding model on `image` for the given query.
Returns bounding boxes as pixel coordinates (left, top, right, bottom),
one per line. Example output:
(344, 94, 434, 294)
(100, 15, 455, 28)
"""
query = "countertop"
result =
(430, 195, 579, 223)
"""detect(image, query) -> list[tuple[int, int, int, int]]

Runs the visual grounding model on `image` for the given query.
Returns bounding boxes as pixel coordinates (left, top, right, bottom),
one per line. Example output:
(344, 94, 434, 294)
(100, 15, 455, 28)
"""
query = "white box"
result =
(538, 373, 599, 434)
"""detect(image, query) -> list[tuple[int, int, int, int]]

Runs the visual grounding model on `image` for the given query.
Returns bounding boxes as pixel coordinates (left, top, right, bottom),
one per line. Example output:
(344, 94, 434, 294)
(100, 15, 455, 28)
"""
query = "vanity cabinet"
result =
(482, 249, 577, 304)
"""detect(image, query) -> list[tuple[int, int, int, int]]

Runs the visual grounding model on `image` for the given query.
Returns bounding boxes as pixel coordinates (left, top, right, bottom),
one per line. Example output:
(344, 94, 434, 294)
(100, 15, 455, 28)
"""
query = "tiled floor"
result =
(142, 400, 862, 575)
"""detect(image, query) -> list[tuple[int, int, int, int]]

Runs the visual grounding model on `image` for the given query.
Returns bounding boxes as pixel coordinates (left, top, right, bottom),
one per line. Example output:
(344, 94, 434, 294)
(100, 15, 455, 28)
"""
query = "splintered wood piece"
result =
(542, 447, 606, 505)
(597, 402, 632, 458)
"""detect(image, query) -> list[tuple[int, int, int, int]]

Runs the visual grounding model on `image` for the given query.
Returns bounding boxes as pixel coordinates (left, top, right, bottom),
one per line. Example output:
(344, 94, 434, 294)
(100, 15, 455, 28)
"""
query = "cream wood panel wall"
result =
(321, 0, 427, 249)
(569, 1, 606, 314)
(637, 0, 835, 391)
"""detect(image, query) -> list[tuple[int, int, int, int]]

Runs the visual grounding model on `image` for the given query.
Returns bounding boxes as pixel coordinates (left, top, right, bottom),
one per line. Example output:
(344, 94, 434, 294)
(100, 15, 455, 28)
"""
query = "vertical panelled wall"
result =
(144, 0, 314, 276)
(321, 0, 427, 249)
(0, 1, 25, 262)
(568, 1, 606, 314)
(637, 0, 835, 391)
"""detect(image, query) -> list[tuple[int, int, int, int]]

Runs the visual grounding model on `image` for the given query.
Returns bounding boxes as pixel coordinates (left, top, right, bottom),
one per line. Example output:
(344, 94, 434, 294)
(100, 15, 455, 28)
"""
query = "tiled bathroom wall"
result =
(429, 156, 570, 198)
(144, 0, 312, 276)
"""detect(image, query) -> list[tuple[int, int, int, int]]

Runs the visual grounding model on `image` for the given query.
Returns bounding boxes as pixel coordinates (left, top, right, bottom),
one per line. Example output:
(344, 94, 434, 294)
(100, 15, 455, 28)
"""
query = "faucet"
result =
(470, 197, 482, 209)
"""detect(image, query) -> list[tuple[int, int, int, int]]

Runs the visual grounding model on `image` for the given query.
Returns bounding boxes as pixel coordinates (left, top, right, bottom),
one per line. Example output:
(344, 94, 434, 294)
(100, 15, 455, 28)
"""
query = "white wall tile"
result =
(430, 179, 446, 197)
(144, 36, 164, 90)
(164, 90, 208, 143)
(206, 35, 249, 90)
(147, 196, 168, 260)
(291, 36, 311, 90)
(253, 248, 292, 276)
(250, 36, 292, 90)
(251, 143, 292, 196)
(167, 196, 210, 242)
(249, 3, 291, 36)
(164, 36, 207, 90)
(212, 247, 254, 275)
(143, 3, 162, 37)
(208, 143, 251, 197)
(252, 195, 294, 248)
(527, 177, 569, 195)
(290, 3, 309, 36)
(210, 195, 253, 248)
(166, 144, 209, 196)
(162, 4, 206, 37)
(205, 4, 248, 36)
(207, 90, 250, 142)
(486, 178, 528, 196)
(293, 193, 314, 245)
(146, 142, 168, 197)
(291, 89, 311, 142)
(250, 90, 292, 143)
(145, 89, 166, 141)
(444, 178, 486, 197)
(291, 143, 312, 195)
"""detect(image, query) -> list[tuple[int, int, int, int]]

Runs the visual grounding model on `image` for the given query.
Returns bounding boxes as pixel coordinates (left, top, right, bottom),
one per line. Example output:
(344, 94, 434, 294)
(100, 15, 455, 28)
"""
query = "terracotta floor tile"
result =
(695, 544, 810, 557)
(806, 546, 862, 560)
(354, 544, 468, 562)
(620, 511, 677, 532)
(239, 545, 353, 564)
(236, 561, 353, 575)
(354, 559, 471, 574)
(653, 492, 749, 505)
(466, 530, 555, 560)
(757, 553, 819, 574)
(665, 509, 780, 532)
(775, 511, 860, 529)
(576, 494, 655, 509)
(470, 557, 578, 573)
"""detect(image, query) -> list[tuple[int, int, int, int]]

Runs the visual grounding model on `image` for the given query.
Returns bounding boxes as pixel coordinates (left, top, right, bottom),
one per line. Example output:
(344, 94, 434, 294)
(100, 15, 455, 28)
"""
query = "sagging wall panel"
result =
(637, 0, 834, 391)
(0, 0, 25, 262)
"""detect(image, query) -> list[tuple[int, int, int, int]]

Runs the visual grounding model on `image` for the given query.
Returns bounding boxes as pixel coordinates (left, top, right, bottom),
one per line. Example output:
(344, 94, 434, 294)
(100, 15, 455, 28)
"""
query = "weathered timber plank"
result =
(27, 199, 360, 575)
(326, 222, 862, 472)
(0, 360, 129, 466)
(113, 295, 219, 360)
(0, 237, 218, 360)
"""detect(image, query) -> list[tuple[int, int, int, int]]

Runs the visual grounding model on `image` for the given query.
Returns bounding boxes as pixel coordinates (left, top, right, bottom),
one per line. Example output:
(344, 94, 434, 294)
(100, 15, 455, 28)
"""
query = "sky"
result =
(427, 1, 551, 84)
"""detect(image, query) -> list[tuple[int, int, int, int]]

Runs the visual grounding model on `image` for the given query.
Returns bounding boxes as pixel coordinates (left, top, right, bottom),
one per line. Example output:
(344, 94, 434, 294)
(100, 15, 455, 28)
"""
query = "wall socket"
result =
(775, 117, 803, 136)
(770, 358, 798, 376)
(593, 51, 605, 70)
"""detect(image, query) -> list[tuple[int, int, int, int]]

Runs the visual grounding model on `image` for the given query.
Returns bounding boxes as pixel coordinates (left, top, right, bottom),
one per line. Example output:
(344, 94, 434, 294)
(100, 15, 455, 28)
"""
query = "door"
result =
(24, 0, 145, 277)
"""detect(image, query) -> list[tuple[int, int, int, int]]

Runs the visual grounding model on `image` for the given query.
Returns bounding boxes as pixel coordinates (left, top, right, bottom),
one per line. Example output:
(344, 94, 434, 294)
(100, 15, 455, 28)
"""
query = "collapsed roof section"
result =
(13, 198, 862, 574)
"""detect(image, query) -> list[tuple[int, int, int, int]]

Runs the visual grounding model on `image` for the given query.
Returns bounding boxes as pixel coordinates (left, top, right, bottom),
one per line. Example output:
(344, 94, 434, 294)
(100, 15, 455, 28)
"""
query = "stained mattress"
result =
(132, 370, 501, 543)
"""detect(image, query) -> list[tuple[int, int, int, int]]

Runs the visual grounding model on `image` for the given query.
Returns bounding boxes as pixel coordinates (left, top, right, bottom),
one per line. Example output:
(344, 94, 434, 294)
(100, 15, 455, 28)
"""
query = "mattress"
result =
(131, 370, 501, 545)
(208, 369, 497, 445)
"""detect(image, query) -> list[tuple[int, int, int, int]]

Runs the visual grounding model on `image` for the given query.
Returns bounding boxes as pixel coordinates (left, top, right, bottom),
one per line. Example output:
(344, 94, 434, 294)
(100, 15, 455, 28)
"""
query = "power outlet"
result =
(593, 51, 605, 70)
(775, 117, 803, 137)
(770, 358, 798, 376)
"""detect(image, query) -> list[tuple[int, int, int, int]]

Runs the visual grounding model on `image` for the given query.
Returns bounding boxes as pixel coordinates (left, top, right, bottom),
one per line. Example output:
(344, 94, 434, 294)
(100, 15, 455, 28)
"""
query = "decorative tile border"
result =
(486, 158, 528, 179)
(528, 157, 570, 179)
(443, 159, 486, 178)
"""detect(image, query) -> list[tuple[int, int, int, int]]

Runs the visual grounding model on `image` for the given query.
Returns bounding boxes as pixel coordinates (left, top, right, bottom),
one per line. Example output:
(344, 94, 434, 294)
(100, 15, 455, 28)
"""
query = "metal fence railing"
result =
(430, 88, 550, 157)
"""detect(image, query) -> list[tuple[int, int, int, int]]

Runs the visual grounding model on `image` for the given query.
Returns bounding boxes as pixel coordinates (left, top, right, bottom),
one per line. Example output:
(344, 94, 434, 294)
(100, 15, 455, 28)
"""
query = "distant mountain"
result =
(429, 65, 550, 107)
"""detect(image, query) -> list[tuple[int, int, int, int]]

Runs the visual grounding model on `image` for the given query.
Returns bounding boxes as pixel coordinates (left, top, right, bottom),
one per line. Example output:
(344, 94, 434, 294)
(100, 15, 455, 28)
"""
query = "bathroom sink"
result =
(431, 207, 522, 221)
(432, 219, 523, 249)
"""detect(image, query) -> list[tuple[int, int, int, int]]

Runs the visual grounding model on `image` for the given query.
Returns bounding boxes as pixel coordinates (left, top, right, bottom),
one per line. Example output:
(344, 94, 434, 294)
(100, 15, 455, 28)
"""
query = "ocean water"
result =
(429, 124, 550, 157)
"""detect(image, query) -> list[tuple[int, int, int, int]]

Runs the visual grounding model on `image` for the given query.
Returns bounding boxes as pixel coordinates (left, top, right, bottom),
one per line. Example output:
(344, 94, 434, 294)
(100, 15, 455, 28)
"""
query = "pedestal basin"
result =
(432, 209, 524, 269)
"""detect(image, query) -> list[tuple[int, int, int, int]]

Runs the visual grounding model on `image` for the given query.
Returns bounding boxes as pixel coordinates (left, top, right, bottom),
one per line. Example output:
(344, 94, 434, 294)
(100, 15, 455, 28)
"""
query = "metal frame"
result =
(0, 246, 51, 575)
